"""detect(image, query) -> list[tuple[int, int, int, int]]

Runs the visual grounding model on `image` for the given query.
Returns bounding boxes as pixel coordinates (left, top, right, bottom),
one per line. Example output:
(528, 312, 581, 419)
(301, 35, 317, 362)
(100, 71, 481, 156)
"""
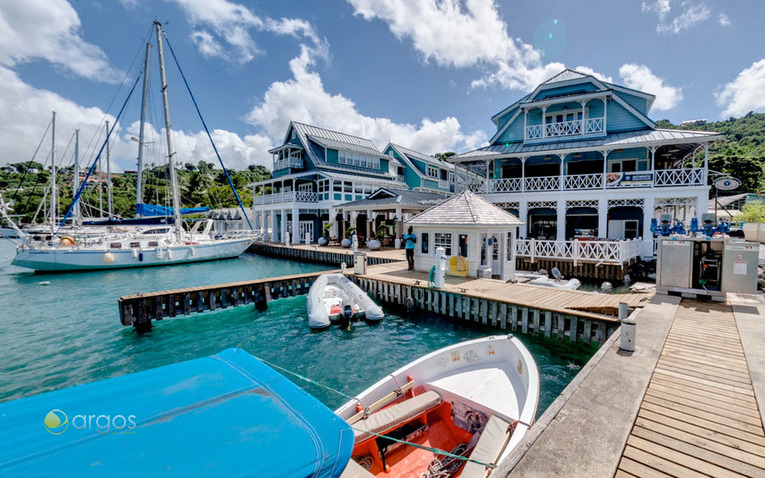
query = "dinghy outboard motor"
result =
(339, 304, 353, 330)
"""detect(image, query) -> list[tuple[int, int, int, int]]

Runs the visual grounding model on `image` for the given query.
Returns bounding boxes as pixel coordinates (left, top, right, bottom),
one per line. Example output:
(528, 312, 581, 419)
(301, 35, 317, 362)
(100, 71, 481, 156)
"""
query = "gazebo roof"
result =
(406, 190, 523, 226)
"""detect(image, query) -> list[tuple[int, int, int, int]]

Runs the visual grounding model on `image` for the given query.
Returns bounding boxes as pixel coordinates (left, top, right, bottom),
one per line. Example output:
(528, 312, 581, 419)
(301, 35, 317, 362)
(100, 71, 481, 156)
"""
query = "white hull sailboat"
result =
(335, 335, 539, 477)
(4, 22, 258, 272)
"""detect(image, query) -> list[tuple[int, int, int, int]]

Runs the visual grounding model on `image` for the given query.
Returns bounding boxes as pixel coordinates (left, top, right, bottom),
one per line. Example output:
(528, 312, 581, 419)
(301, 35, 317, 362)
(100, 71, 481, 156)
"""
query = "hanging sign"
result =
(713, 177, 740, 191)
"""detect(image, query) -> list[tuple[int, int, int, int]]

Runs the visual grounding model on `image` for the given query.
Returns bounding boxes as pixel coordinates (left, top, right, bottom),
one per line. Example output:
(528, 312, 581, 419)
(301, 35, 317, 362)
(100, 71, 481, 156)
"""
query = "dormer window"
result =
(427, 165, 439, 178)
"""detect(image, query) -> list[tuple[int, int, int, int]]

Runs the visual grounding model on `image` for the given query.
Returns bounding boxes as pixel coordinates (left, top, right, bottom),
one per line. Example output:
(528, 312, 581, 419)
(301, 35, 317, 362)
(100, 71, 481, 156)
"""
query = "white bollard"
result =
(305, 231, 311, 245)
(352, 234, 358, 253)
(284, 231, 290, 247)
(620, 316, 636, 352)
(433, 247, 446, 288)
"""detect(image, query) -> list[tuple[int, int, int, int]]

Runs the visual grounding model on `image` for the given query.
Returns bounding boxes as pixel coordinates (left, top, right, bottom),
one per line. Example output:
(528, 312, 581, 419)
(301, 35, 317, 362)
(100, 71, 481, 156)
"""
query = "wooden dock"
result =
(119, 256, 653, 348)
(495, 294, 765, 477)
(616, 300, 765, 477)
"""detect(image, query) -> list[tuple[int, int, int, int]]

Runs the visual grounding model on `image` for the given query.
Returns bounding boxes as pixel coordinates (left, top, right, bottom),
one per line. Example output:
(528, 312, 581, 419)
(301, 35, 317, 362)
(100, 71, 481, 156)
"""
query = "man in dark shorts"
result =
(403, 226, 416, 270)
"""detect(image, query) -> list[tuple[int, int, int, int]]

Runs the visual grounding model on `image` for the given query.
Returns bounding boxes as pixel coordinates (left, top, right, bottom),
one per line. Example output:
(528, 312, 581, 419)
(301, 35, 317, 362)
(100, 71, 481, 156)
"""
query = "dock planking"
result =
(616, 300, 765, 478)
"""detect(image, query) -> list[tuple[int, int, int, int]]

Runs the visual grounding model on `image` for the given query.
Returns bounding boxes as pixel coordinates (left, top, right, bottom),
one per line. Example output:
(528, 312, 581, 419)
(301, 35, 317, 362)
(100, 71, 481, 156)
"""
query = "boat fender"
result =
(132, 249, 139, 259)
(103, 252, 115, 263)
(60, 236, 76, 246)
(138, 252, 143, 262)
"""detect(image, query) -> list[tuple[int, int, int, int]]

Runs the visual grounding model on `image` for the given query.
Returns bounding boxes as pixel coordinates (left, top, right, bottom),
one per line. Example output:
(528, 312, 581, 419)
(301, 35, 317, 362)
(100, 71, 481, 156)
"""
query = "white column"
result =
(541, 106, 547, 138)
(602, 150, 610, 188)
(519, 201, 528, 238)
(395, 207, 403, 239)
(280, 209, 288, 244)
(485, 159, 491, 193)
(365, 209, 372, 239)
(559, 154, 565, 190)
(523, 107, 527, 141)
(703, 143, 709, 184)
(521, 157, 526, 192)
(642, 197, 655, 257)
(650, 146, 656, 173)
(598, 198, 608, 239)
(556, 200, 566, 241)
(292, 205, 300, 244)
(329, 207, 336, 238)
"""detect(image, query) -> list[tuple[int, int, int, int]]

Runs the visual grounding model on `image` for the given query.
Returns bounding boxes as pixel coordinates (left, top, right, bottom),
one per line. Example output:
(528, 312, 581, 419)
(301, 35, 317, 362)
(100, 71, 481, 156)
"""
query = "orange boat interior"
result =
(351, 399, 475, 477)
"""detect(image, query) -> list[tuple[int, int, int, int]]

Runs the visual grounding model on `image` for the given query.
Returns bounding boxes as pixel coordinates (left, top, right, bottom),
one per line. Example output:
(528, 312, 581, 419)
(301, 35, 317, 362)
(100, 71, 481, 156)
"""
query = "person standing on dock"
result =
(403, 226, 416, 271)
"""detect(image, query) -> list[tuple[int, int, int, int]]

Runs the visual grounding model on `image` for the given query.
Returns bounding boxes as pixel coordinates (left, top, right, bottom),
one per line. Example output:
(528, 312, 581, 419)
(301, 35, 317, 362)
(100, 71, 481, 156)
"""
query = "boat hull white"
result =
(307, 273, 384, 329)
(335, 335, 539, 468)
(11, 238, 254, 272)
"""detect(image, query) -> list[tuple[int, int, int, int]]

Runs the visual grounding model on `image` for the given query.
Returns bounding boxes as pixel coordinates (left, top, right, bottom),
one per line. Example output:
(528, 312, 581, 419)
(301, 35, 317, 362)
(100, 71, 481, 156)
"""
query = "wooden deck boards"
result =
(616, 300, 765, 478)
(361, 262, 652, 320)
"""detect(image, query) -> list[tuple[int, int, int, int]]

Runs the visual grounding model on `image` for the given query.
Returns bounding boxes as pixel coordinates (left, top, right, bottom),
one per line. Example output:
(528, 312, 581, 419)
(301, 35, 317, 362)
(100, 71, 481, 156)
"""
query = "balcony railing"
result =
(516, 237, 642, 266)
(457, 168, 705, 193)
(253, 190, 317, 205)
(525, 117, 605, 141)
(272, 157, 303, 171)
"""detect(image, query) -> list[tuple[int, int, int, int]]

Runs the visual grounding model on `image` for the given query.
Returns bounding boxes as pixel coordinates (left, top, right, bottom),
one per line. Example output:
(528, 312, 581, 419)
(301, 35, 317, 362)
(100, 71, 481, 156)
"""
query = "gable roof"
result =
(407, 190, 523, 226)
(490, 69, 657, 130)
(387, 143, 455, 170)
(283, 122, 389, 169)
(337, 188, 445, 209)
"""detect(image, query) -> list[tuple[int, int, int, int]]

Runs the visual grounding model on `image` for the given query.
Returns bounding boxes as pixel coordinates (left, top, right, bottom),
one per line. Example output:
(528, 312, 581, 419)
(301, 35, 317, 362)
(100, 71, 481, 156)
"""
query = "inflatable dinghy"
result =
(307, 274, 384, 329)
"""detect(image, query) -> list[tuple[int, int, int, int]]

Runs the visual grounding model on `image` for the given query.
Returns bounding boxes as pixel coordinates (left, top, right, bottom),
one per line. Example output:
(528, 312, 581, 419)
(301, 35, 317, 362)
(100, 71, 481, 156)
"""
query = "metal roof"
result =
(450, 128, 722, 162)
(292, 122, 380, 151)
(542, 69, 590, 84)
(407, 190, 524, 226)
(318, 171, 408, 188)
(388, 143, 455, 170)
(308, 135, 389, 159)
(337, 188, 445, 209)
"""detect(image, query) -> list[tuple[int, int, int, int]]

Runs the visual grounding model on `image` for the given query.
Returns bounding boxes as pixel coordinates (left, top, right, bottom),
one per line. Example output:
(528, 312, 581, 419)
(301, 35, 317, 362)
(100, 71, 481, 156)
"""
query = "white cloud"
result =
(347, 0, 609, 93)
(169, 0, 326, 65)
(716, 59, 765, 118)
(641, 0, 712, 34)
(0, 0, 122, 82)
(619, 64, 683, 111)
(0, 64, 270, 172)
(246, 47, 485, 156)
(718, 13, 731, 26)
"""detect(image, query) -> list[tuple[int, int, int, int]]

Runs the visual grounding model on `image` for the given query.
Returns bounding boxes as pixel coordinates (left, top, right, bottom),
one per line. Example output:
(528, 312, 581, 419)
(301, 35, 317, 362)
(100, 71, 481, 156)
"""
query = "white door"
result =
(480, 233, 503, 277)
(299, 221, 314, 242)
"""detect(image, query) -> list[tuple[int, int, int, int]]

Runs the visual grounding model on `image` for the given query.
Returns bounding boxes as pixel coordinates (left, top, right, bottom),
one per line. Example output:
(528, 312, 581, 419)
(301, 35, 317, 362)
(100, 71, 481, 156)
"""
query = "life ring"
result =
(60, 236, 76, 246)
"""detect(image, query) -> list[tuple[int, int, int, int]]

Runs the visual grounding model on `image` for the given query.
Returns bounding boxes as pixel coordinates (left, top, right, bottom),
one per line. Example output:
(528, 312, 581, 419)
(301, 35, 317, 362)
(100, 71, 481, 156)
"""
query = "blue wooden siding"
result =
(380, 158, 389, 173)
(403, 161, 422, 188)
(496, 116, 525, 144)
(495, 106, 519, 133)
(325, 148, 338, 164)
(617, 91, 648, 117)
(606, 101, 649, 133)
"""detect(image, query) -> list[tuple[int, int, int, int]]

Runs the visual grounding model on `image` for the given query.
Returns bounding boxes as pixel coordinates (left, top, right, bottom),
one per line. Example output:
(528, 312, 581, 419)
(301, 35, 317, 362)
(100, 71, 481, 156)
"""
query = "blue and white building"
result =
(252, 122, 455, 243)
(449, 69, 722, 259)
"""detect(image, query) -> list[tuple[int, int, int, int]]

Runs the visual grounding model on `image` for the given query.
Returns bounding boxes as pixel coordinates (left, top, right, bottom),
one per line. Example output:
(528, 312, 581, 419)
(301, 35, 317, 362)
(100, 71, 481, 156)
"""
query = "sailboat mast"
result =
(136, 42, 152, 213)
(73, 129, 80, 224)
(155, 21, 182, 239)
(106, 120, 113, 218)
(50, 111, 56, 231)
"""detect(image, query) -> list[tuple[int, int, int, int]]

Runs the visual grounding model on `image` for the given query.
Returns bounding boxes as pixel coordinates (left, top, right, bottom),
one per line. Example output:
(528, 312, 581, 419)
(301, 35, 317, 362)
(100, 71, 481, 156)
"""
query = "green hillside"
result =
(656, 112, 765, 194)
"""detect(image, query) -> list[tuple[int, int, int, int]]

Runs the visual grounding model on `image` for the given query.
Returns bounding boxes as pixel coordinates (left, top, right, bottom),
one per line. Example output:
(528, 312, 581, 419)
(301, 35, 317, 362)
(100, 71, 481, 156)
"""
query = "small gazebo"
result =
(406, 190, 524, 280)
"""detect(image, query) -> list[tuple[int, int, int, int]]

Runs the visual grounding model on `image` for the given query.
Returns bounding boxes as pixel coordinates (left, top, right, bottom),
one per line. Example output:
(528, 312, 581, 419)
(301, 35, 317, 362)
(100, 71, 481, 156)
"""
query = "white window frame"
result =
(434, 232, 452, 256)
(427, 165, 439, 179)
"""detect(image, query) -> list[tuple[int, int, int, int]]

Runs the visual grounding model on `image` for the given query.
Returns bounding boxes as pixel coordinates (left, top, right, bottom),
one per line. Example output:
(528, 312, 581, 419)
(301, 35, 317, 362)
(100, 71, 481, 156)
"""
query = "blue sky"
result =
(0, 0, 764, 173)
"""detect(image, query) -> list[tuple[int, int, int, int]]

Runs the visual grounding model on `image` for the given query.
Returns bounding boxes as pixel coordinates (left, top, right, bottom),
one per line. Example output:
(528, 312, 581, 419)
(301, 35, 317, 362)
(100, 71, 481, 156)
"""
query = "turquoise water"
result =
(0, 240, 586, 415)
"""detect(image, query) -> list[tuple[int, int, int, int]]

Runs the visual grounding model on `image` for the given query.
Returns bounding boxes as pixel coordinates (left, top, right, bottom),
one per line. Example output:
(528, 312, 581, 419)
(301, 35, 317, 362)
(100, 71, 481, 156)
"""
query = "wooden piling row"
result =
(250, 243, 403, 267)
(351, 276, 617, 348)
(516, 257, 632, 281)
(118, 270, 328, 329)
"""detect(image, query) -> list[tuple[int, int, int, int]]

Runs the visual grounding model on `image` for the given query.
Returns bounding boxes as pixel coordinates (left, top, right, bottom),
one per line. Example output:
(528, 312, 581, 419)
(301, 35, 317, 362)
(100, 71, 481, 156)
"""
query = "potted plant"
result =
(318, 223, 330, 246)
(341, 226, 355, 248)
(368, 222, 387, 250)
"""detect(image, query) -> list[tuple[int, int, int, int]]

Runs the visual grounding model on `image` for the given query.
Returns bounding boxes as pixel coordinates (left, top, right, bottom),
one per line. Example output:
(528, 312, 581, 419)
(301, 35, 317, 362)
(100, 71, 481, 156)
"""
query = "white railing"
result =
(272, 157, 303, 171)
(253, 190, 317, 205)
(564, 173, 602, 190)
(525, 117, 605, 140)
(490, 177, 522, 192)
(526, 124, 543, 140)
(654, 168, 703, 186)
(525, 175, 560, 191)
(464, 168, 704, 195)
(438, 179, 450, 189)
(516, 238, 642, 266)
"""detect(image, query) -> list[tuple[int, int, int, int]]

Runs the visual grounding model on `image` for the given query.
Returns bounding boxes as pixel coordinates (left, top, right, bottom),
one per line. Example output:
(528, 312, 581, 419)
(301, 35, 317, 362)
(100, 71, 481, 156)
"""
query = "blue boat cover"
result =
(136, 203, 210, 217)
(0, 348, 353, 477)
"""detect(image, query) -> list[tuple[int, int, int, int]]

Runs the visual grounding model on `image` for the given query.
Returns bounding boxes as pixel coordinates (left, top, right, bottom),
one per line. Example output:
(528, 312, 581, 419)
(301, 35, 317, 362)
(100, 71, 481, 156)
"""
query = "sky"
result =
(0, 0, 764, 174)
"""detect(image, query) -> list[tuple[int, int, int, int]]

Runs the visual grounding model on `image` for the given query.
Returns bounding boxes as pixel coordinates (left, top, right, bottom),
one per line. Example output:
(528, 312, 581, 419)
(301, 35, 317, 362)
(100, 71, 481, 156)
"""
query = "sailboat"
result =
(6, 22, 258, 272)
